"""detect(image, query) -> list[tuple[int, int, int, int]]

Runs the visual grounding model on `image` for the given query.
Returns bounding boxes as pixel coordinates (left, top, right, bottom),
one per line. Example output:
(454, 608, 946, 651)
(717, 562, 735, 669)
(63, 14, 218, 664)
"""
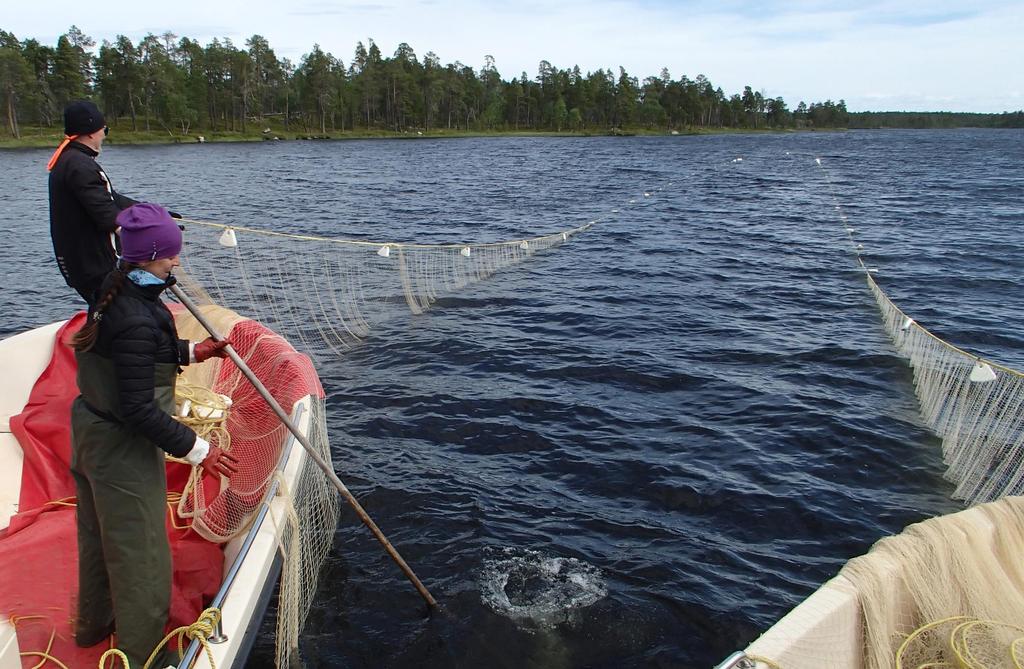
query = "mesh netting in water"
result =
(177, 219, 592, 357)
(741, 160, 1024, 669)
(867, 277, 1024, 506)
(814, 157, 1024, 669)
(816, 157, 1024, 507)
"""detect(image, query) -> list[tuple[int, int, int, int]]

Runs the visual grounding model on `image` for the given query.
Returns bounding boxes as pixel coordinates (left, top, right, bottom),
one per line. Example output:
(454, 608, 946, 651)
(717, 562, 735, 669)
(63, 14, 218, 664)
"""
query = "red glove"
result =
(195, 337, 230, 363)
(201, 445, 239, 479)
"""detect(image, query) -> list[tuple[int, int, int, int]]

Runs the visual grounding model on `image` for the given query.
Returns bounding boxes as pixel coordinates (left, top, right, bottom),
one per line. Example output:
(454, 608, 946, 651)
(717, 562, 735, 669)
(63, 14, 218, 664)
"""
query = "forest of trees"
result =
(0, 26, 861, 139)
(848, 111, 1024, 129)
(1, 26, 1020, 140)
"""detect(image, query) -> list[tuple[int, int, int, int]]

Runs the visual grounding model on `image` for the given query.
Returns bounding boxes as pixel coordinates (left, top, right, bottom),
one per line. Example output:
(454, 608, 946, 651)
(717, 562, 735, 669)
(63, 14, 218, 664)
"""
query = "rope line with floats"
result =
(814, 156, 1024, 506)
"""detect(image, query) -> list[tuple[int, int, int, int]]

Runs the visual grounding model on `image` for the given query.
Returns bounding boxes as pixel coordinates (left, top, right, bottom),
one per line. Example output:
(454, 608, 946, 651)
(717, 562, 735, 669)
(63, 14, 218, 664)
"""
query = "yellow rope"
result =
(173, 381, 232, 450)
(953, 619, 1024, 669)
(9, 601, 219, 668)
(1011, 636, 1024, 668)
(895, 617, 1024, 669)
(28, 626, 59, 669)
(169, 380, 234, 531)
(746, 654, 785, 669)
(97, 648, 130, 669)
(104, 637, 119, 669)
(21, 652, 71, 669)
(93, 607, 221, 669)
(145, 606, 220, 669)
(165, 491, 189, 530)
(11, 616, 70, 669)
(896, 616, 972, 668)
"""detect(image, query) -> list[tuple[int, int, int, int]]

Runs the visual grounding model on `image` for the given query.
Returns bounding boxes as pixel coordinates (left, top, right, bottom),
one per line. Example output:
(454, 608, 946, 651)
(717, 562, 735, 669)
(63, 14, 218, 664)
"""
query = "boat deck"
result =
(0, 313, 323, 669)
(0, 322, 63, 531)
(0, 322, 64, 667)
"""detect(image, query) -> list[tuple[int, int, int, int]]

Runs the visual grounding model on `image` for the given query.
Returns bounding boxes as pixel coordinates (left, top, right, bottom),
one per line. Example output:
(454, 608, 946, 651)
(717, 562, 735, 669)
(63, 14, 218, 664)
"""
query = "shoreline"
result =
(0, 125, 822, 150)
(7, 123, 1015, 151)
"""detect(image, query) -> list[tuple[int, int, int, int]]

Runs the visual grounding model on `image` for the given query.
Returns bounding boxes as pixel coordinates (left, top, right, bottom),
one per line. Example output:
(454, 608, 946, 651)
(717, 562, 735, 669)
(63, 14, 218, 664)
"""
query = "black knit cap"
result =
(64, 99, 105, 136)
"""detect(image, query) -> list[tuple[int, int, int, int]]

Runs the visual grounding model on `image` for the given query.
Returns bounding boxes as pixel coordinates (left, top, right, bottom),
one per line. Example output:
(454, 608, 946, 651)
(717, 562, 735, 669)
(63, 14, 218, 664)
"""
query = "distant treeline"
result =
(849, 111, 1024, 129)
(1, 26, 1021, 139)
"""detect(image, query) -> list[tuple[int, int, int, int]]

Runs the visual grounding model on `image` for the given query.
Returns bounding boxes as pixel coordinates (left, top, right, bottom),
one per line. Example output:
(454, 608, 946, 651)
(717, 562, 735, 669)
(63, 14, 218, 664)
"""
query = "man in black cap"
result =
(47, 99, 139, 305)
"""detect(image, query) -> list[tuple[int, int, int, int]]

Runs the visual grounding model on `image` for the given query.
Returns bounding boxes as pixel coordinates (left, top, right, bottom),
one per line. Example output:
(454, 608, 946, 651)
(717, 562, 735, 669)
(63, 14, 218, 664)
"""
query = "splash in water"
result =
(480, 547, 607, 628)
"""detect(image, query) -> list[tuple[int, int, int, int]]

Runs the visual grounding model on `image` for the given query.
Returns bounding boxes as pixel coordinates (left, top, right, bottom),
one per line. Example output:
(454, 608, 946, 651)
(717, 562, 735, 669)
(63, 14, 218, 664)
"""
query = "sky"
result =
(5, 0, 1023, 113)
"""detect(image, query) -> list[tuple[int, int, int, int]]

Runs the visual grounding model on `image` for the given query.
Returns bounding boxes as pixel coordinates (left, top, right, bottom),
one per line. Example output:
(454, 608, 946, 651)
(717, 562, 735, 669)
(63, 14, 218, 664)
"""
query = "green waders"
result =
(71, 351, 180, 668)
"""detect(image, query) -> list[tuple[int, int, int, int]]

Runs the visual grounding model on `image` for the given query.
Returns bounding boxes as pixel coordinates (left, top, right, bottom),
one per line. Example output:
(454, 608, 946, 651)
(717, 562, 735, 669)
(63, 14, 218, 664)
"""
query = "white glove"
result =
(184, 435, 210, 466)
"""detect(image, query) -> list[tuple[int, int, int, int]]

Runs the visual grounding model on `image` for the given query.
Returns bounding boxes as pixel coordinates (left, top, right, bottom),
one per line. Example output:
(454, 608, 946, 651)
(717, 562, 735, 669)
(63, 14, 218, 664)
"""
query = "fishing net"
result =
(739, 498, 1024, 669)
(176, 219, 593, 357)
(896, 617, 1024, 669)
(171, 304, 339, 668)
(815, 158, 1024, 507)
(734, 159, 1024, 669)
(867, 278, 1024, 506)
(840, 496, 1024, 669)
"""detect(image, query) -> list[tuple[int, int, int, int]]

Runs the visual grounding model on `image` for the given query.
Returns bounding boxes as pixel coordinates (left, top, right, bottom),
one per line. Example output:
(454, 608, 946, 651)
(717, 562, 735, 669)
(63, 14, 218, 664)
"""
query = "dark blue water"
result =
(2, 130, 1022, 668)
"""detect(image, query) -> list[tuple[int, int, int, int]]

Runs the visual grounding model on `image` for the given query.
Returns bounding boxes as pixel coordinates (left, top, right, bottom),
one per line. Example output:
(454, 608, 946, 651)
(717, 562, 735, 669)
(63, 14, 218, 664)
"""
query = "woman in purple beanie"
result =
(68, 202, 238, 667)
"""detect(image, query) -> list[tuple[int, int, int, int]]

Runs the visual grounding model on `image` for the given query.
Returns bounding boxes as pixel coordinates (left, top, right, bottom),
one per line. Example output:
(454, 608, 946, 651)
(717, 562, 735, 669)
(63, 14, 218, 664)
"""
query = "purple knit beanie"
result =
(117, 203, 183, 263)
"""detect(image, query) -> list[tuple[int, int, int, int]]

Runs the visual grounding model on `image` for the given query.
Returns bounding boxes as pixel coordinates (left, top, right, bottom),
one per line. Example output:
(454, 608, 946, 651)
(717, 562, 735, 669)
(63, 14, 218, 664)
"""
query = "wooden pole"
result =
(170, 283, 438, 609)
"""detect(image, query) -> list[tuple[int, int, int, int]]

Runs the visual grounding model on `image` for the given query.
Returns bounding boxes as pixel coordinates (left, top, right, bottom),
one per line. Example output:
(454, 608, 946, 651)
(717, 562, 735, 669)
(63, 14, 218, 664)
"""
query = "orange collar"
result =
(46, 135, 80, 172)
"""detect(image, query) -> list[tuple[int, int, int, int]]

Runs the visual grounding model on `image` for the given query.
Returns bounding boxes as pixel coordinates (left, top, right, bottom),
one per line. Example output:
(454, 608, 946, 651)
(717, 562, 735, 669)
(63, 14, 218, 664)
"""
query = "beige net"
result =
(733, 160, 1024, 669)
(176, 219, 593, 357)
(815, 157, 1024, 507)
(841, 497, 1024, 669)
(739, 499, 1024, 669)
(867, 280, 1024, 506)
(170, 304, 339, 668)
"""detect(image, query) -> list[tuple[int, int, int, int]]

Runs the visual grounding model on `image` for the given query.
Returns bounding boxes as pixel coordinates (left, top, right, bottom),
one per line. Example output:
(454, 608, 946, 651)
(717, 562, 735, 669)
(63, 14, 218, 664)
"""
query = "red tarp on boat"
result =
(0, 310, 323, 668)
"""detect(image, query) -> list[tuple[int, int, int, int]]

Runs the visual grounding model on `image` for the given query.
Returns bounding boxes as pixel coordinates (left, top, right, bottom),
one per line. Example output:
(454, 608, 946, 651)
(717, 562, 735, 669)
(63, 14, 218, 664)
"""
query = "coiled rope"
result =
(173, 380, 232, 450)
(96, 607, 221, 669)
(896, 617, 1024, 669)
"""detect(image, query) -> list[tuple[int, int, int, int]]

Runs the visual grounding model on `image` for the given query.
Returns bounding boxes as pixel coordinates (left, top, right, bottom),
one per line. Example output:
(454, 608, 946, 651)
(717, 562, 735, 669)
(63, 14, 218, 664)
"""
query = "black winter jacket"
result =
(49, 142, 138, 298)
(86, 274, 195, 457)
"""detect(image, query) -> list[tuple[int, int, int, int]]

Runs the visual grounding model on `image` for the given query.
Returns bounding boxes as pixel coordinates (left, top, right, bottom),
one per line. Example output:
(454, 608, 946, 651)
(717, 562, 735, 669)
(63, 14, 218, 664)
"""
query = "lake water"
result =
(2, 129, 1022, 667)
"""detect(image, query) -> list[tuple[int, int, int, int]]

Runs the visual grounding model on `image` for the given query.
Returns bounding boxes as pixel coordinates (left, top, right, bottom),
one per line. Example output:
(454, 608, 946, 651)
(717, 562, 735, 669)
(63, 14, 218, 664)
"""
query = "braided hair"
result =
(70, 262, 139, 352)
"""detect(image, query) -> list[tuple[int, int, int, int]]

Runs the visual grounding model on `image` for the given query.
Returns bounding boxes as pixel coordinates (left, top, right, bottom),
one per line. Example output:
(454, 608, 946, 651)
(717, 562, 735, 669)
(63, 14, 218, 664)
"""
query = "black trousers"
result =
(70, 398, 172, 667)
